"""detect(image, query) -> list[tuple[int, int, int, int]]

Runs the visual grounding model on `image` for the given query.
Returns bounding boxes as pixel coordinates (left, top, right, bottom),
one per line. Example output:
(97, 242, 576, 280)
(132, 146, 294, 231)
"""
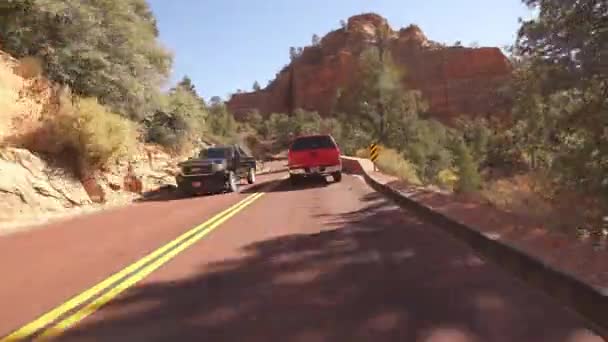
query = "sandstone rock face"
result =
(227, 13, 512, 124)
(0, 147, 92, 224)
(0, 144, 185, 230)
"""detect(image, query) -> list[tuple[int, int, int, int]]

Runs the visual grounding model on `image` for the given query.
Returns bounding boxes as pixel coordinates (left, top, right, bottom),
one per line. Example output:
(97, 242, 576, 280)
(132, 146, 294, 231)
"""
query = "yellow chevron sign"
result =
(369, 143, 380, 162)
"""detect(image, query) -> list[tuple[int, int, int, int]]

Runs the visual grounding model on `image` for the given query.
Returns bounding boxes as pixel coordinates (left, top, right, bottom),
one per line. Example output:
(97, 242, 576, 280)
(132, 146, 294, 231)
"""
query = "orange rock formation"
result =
(227, 13, 512, 124)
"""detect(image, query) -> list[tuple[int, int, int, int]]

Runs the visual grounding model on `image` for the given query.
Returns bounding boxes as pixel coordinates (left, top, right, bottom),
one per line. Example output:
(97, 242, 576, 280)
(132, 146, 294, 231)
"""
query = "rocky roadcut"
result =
(0, 48, 194, 231)
(0, 145, 189, 231)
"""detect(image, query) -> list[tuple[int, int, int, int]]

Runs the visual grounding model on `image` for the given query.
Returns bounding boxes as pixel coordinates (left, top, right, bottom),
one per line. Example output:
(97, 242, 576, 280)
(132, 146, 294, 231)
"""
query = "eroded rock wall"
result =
(228, 13, 512, 123)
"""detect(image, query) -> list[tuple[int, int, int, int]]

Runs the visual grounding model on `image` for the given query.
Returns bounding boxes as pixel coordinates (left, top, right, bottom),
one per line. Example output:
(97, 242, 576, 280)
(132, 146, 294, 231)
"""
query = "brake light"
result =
(287, 149, 294, 166)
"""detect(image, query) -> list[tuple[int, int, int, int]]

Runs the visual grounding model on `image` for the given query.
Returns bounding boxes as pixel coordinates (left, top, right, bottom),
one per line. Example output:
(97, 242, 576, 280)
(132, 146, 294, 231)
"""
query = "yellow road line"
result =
(37, 192, 265, 340)
(1, 192, 264, 342)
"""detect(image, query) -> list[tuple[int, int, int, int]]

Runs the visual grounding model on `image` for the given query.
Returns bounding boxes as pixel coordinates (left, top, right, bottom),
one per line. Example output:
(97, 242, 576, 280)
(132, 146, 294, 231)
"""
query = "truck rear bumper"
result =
(288, 164, 341, 177)
(176, 173, 226, 194)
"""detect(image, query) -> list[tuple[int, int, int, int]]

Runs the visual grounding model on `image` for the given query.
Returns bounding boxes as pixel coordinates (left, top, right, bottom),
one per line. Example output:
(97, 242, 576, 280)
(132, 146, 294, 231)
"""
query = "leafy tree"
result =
(371, 23, 395, 143)
(289, 47, 298, 61)
(401, 119, 453, 183)
(336, 46, 424, 145)
(336, 115, 373, 155)
(320, 118, 343, 140)
(209, 96, 223, 106)
(513, 0, 608, 198)
(293, 109, 321, 135)
(252, 81, 261, 91)
(311, 34, 321, 46)
(265, 113, 295, 144)
(457, 117, 493, 165)
(0, 0, 172, 120)
(145, 87, 206, 150)
(246, 109, 264, 133)
(207, 101, 236, 138)
(176, 76, 196, 94)
(454, 139, 482, 193)
(517, 0, 607, 89)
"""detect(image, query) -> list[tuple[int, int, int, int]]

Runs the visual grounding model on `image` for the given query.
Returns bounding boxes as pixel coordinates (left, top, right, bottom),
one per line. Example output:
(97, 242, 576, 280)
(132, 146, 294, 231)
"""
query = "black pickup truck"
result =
(176, 144, 256, 196)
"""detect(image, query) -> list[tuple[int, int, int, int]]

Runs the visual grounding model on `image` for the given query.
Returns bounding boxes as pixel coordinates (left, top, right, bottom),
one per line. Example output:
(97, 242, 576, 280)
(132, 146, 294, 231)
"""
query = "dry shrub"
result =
(15, 56, 43, 79)
(17, 92, 138, 174)
(482, 172, 608, 241)
(355, 148, 369, 159)
(482, 173, 556, 223)
(0, 60, 22, 140)
(59, 97, 137, 169)
(244, 134, 266, 160)
(355, 146, 420, 184)
(376, 149, 421, 185)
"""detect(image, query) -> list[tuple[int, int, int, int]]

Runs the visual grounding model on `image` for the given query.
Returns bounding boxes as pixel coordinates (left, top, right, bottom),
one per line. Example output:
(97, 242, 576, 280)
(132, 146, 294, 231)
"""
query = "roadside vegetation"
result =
(0, 0, 239, 176)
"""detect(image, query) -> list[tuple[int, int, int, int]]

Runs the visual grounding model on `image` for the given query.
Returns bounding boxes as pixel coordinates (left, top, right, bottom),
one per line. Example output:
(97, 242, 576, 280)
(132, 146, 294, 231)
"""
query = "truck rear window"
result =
(290, 136, 336, 151)
(199, 148, 231, 159)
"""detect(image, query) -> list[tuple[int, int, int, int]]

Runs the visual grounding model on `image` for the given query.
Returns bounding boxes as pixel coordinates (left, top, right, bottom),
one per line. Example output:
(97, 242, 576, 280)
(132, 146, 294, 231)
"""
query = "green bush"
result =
(320, 117, 343, 140)
(454, 140, 482, 193)
(401, 119, 453, 183)
(207, 102, 236, 138)
(265, 113, 295, 146)
(457, 117, 492, 164)
(335, 114, 373, 155)
(263, 110, 334, 147)
(292, 109, 321, 135)
(146, 123, 188, 151)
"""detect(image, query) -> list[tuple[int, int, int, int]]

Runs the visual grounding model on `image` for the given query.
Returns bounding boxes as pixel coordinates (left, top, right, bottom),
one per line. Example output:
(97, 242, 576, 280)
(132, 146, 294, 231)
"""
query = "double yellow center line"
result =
(2, 191, 266, 341)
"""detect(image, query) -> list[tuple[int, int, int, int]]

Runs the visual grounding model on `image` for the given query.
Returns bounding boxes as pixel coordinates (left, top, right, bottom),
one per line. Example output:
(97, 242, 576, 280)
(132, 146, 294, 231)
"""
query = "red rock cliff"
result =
(227, 13, 512, 123)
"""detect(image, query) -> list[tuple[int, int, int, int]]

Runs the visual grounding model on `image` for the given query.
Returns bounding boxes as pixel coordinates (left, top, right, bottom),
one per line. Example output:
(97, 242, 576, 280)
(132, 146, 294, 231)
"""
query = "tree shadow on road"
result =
(57, 193, 602, 342)
(133, 185, 225, 203)
(135, 180, 266, 203)
(241, 177, 331, 194)
(133, 185, 187, 203)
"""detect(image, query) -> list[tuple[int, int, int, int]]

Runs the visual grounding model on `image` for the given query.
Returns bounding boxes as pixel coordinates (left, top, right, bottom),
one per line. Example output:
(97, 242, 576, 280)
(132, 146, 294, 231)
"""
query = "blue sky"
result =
(148, 0, 532, 101)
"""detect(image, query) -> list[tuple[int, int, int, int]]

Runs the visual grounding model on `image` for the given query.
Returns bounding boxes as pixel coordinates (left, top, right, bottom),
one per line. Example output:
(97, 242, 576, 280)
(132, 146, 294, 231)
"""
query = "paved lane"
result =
(0, 174, 597, 341)
(0, 173, 282, 339)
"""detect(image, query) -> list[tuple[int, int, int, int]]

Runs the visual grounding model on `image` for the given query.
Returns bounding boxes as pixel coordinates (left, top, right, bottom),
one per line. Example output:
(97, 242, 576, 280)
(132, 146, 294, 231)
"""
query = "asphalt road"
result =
(0, 172, 604, 341)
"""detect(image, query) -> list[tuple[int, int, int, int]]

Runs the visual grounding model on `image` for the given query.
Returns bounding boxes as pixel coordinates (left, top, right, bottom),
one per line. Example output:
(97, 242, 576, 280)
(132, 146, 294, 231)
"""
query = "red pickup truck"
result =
(287, 134, 342, 185)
